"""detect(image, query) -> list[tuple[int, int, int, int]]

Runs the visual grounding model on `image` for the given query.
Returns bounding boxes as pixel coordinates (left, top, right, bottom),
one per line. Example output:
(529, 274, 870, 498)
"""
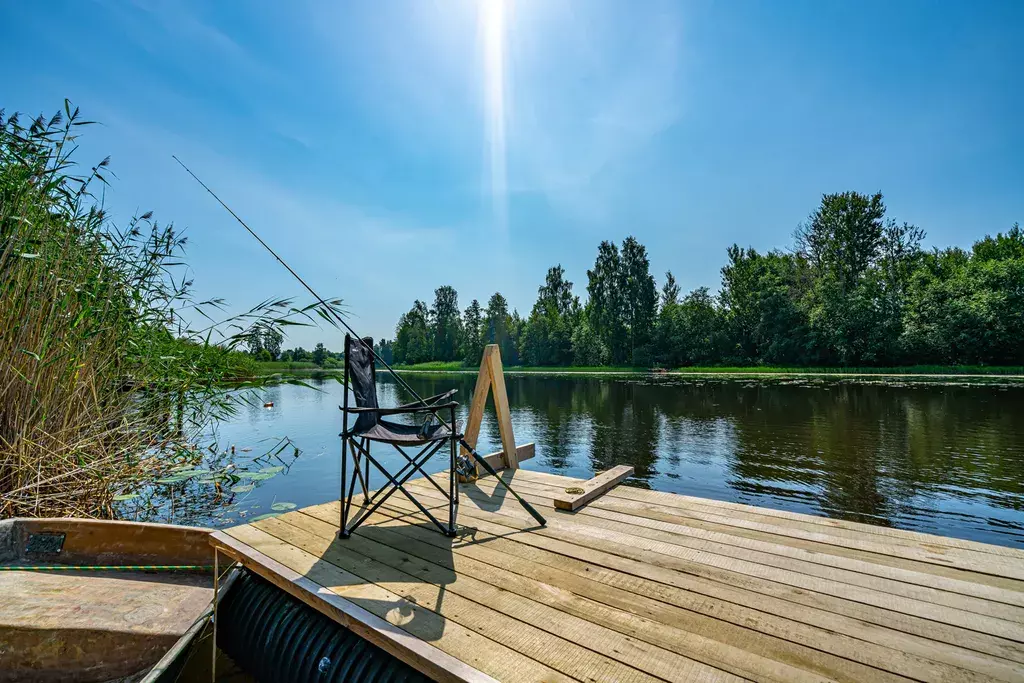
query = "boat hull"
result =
(0, 518, 214, 683)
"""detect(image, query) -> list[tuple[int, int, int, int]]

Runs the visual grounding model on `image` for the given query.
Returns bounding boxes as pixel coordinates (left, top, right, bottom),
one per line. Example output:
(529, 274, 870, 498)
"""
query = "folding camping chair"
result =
(338, 334, 461, 538)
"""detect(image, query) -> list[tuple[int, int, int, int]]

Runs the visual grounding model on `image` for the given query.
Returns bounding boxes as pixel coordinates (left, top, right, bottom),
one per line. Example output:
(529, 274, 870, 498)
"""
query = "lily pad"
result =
(155, 475, 190, 484)
(250, 513, 281, 522)
(270, 502, 297, 511)
(237, 470, 276, 481)
(231, 484, 255, 494)
(260, 465, 285, 474)
(113, 493, 140, 501)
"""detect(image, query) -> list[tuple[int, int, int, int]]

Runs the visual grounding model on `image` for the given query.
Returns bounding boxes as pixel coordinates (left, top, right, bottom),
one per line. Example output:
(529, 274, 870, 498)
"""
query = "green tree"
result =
(661, 271, 680, 307)
(522, 265, 579, 366)
(393, 300, 431, 364)
(483, 293, 519, 364)
(246, 331, 263, 356)
(657, 287, 724, 367)
(262, 328, 283, 360)
(430, 285, 462, 362)
(374, 338, 394, 366)
(587, 241, 627, 363)
(462, 299, 484, 366)
(620, 236, 658, 364)
(903, 231, 1024, 365)
(972, 224, 1024, 262)
(570, 313, 609, 366)
(796, 192, 912, 364)
(720, 246, 810, 364)
(507, 310, 524, 365)
(312, 342, 327, 366)
(796, 191, 886, 294)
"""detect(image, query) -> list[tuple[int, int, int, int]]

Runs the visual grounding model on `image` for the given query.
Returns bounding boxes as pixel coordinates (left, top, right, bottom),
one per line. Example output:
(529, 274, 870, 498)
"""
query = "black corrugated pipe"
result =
(217, 569, 433, 683)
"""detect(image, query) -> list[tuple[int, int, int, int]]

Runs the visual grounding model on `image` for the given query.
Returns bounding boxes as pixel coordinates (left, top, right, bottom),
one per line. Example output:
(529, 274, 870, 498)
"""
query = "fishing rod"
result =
(173, 156, 546, 527)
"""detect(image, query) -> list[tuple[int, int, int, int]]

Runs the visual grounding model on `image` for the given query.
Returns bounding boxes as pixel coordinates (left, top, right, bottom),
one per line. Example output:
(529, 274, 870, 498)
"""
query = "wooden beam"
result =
(209, 531, 498, 683)
(459, 444, 534, 483)
(459, 346, 493, 458)
(459, 345, 520, 476)
(485, 348, 518, 469)
(479, 443, 534, 473)
(553, 465, 634, 511)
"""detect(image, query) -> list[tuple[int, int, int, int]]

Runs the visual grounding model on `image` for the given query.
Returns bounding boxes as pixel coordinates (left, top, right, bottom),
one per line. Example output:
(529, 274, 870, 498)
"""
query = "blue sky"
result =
(2, 0, 1021, 349)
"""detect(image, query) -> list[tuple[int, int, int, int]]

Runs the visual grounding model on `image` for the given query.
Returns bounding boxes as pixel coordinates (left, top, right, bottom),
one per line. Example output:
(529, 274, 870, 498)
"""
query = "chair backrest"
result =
(345, 335, 379, 432)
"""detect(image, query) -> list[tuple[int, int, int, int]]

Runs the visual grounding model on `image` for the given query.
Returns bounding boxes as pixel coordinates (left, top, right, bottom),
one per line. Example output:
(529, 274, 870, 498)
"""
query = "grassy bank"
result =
(257, 360, 321, 372)
(388, 362, 1024, 376)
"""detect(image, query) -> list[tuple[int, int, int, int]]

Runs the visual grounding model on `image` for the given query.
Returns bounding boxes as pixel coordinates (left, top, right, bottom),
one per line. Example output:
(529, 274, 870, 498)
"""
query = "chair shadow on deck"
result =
(303, 496, 535, 644)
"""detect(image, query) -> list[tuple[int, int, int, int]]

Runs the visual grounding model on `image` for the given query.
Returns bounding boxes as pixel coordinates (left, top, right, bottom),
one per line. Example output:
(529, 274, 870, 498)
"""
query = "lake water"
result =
(155, 373, 1024, 548)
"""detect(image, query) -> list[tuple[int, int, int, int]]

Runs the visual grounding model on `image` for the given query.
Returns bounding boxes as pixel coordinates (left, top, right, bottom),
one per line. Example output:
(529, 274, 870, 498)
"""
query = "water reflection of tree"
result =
(587, 379, 660, 486)
(379, 373, 1024, 539)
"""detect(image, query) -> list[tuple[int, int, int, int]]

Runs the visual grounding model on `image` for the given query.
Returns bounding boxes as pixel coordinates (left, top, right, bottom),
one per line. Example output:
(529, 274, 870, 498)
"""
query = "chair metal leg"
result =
(448, 406, 458, 537)
(345, 439, 453, 536)
(360, 437, 371, 503)
(340, 433, 349, 538)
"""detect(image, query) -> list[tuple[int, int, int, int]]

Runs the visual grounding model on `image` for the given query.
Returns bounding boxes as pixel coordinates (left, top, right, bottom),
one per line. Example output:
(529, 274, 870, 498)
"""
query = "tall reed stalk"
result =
(0, 102, 339, 518)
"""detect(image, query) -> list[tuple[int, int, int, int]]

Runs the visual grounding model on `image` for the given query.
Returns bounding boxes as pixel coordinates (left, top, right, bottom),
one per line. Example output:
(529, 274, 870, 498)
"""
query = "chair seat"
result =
(355, 419, 452, 444)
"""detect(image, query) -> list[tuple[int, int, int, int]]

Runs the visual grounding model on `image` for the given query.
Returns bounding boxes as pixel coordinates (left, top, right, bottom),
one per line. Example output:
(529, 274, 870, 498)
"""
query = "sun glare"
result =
(481, 0, 508, 232)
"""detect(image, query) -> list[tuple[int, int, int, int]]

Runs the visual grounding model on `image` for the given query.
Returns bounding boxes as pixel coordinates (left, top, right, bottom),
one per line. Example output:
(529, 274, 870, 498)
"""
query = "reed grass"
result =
(0, 102, 341, 518)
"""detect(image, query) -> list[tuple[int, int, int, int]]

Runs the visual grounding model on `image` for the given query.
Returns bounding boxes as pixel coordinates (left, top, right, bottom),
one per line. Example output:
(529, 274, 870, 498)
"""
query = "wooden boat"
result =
(0, 518, 215, 683)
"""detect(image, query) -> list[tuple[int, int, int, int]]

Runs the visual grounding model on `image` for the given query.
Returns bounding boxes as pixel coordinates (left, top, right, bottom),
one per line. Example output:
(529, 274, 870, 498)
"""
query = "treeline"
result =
(246, 334, 346, 368)
(386, 191, 1023, 368)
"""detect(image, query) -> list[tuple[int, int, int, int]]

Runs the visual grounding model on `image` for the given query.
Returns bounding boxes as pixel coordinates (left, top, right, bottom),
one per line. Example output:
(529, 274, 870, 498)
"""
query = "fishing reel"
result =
(417, 414, 476, 479)
(455, 452, 477, 480)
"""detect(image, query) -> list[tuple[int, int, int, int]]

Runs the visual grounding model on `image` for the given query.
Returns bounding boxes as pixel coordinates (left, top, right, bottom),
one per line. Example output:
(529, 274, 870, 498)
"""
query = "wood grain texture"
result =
(220, 470, 1024, 683)
(210, 530, 504, 683)
(553, 465, 635, 511)
(458, 345, 520, 476)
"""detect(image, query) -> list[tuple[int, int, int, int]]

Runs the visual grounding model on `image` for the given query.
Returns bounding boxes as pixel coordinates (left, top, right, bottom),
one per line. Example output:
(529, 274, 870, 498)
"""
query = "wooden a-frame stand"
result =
(459, 344, 534, 482)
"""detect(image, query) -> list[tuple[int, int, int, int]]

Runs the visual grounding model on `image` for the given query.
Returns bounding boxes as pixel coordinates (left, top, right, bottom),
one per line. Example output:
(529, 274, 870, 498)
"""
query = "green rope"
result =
(0, 564, 214, 571)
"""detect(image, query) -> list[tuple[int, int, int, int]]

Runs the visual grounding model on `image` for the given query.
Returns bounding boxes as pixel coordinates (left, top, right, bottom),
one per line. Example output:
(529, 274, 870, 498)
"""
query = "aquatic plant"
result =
(0, 101, 342, 518)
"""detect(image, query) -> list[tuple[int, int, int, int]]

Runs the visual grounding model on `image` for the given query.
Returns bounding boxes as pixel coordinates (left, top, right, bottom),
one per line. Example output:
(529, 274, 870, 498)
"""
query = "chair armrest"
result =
(341, 401, 459, 416)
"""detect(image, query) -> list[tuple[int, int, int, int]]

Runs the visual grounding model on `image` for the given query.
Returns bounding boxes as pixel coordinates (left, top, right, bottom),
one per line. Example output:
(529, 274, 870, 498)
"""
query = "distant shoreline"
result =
(255, 361, 1024, 380)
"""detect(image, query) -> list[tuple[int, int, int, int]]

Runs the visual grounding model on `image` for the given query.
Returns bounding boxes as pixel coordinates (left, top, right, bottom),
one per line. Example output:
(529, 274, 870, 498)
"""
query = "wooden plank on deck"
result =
(553, 465, 635, 511)
(209, 530, 499, 683)
(219, 471, 1024, 683)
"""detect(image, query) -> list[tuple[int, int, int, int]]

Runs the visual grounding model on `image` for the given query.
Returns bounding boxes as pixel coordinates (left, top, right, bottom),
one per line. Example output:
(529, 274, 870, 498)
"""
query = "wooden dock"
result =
(210, 469, 1024, 683)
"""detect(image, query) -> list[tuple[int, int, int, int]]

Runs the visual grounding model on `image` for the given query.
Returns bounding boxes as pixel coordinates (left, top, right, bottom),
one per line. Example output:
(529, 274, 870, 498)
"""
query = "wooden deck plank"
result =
(470, 475, 1024, 615)
(246, 513, 697, 683)
(398, 478, 1024, 663)
(262, 510, 754, 683)
(553, 465, 635, 511)
(345, 500, 1024, 683)
(512, 469, 1024, 560)
(220, 471, 1024, 683)
(499, 473, 1024, 581)
(366, 495, 1024, 682)
(303, 502, 961, 683)
(208, 530, 504, 683)
(506, 471, 1024, 570)
(430, 478, 1024, 638)
(497, 476, 1024, 595)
